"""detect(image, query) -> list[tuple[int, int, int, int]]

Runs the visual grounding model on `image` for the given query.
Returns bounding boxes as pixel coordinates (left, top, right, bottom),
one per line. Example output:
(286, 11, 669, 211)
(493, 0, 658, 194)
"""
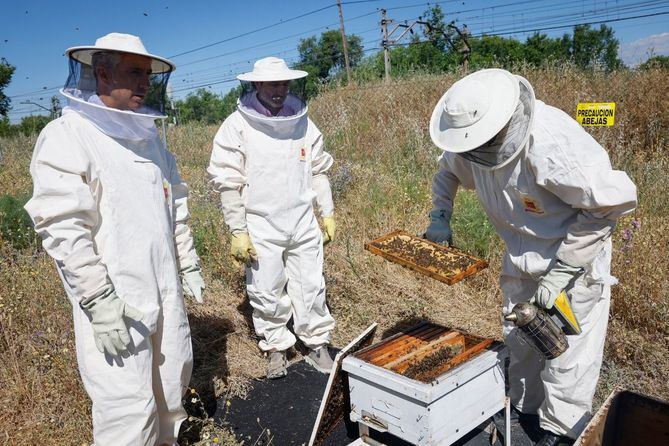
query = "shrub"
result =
(0, 194, 38, 251)
(451, 190, 498, 258)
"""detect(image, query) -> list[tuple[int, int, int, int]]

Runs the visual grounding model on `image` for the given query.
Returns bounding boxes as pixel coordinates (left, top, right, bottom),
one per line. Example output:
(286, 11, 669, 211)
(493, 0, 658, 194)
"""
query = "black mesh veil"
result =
(457, 78, 534, 169)
(63, 54, 171, 116)
(238, 78, 307, 115)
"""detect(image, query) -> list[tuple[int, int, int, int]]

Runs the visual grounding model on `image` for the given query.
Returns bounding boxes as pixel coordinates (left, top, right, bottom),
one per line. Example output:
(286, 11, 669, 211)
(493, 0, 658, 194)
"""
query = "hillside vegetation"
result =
(1, 65, 667, 445)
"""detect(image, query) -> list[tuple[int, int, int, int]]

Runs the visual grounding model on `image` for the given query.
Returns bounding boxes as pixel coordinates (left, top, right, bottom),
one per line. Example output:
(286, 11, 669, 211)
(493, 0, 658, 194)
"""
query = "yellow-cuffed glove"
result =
(230, 232, 258, 266)
(322, 216, 336, 246)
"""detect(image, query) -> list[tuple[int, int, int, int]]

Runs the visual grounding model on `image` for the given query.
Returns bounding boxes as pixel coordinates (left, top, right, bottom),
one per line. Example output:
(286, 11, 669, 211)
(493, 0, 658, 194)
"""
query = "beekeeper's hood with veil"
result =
(61, 32, 174, 141)
(429, 68, 535, 169)
(236, 57, 308, 134)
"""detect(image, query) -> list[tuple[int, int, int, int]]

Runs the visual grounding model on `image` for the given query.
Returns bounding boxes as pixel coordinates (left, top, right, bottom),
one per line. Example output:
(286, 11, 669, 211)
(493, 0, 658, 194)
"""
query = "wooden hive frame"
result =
(354, 322, 495, 383)
(364, 230, 488, 285)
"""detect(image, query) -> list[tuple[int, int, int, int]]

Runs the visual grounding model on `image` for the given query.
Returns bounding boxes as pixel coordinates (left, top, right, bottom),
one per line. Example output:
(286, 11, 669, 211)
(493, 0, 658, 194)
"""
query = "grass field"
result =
(1, 65, 668, 445)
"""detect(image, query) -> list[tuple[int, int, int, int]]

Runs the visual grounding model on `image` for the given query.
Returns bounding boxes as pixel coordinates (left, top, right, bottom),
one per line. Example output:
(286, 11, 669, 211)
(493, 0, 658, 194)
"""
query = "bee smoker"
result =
(504, 302, 568, 359)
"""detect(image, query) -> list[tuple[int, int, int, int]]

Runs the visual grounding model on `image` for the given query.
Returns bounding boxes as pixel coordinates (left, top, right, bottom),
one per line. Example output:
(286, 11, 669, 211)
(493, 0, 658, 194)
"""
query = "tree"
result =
(639, 55, 669, 70)
(378, 41, 457, 75)
(0, 116, 18, 138)
(0, 58, 16, 118)
(372, 5, 463, 76)
(469, 35, 525, 68)
(220, 85, 243, 119)
(144, 79, 168, 113)
(568, 24, 623, 71)
(422, 5, 452, 52)
(523, 33, 570, 66)
(295, 30, 364, 83)
(174, 88, 227, 124)
(18, 115, 51, 135)
(49, 96, 61, 119)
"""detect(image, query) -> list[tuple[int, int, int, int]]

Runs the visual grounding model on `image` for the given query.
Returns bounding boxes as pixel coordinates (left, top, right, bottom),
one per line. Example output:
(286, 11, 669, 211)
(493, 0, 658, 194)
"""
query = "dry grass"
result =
(1, 65, 668, 445)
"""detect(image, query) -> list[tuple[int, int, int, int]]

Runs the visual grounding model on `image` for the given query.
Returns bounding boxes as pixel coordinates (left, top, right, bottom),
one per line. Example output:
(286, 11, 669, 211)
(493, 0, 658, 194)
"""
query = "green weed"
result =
(0, 194, 38, 251)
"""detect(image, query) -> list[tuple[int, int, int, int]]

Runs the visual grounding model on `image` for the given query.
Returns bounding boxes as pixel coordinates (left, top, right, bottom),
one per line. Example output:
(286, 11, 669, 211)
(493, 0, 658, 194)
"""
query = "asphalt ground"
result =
(216, 360, 544, 446)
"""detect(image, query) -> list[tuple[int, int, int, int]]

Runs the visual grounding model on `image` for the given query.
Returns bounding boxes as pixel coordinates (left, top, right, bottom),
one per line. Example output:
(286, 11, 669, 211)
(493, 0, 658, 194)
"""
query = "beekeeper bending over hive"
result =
(424, 69, 636, 446)
(208, 57, 336, 380)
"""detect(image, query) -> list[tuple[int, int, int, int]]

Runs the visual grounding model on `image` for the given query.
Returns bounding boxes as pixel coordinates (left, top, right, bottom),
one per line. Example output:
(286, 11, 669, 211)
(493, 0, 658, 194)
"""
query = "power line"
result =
(457, 0, 666, 25)
(386, 0, 543, 14)
(172, 27, 380, 86)
(168, 1, 383, 60)
(376, 8, 669, 50)
(35, 8, 669, 100)
(7, 108, 48, 118)
(170, 77, 239, 94)
(340, 0, 383, 4)
(463, 0, 669, 34)
(8, 1, 665, 105)
(9, 86, 60, 100)
(169, 3, 342, 59)
(473, 9, 669, 37)
(166, 0, 580, 86)
(385, 0, 464, 12)
(170, 44, 383, 96)
(175, 9, 379, 69)
(174, 25, 338, 69)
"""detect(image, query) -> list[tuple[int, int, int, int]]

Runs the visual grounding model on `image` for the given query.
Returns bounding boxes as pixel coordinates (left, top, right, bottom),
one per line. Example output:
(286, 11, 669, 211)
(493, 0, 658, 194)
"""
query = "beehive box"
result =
(342, 322, 507, 445)
(574, 389, 669, 446)
(365, 231, 488, 285)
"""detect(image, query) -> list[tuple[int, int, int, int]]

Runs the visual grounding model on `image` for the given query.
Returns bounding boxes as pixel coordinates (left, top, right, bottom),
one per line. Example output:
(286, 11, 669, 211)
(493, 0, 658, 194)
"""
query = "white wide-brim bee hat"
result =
(65, 32, 175, 73)
(237, 57, 308, 82)
(429, 68, 523, 153)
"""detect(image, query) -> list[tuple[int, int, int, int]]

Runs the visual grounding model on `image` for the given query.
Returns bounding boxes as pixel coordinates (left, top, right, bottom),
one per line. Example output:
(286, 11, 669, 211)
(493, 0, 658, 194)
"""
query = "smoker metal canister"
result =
(505, 302, 569, 359)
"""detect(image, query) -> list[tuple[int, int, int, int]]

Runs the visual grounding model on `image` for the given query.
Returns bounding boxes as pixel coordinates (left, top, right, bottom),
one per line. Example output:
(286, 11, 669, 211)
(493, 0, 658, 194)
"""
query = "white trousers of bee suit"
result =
(501, 253, 611, 439)
(246, 212, 335, 352)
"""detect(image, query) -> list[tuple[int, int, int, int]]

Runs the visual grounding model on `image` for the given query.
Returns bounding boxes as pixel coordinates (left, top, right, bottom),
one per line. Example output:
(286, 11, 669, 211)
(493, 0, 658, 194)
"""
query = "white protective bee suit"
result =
(24, 34, 197, 446)
(428, 69, 637, 438)
(208, 90, 335, 353)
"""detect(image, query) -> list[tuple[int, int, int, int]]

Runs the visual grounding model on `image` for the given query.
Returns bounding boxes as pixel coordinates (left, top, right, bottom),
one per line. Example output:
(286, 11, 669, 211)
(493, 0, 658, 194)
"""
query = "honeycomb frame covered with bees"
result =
(364, 230, 488, 285)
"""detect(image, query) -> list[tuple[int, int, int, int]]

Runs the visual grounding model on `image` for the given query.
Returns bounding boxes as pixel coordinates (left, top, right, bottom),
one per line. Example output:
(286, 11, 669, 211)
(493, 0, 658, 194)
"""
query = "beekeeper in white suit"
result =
(425, 69, 636, 446)
(24, 33, 204, 446)
(208, 57, 336, 379)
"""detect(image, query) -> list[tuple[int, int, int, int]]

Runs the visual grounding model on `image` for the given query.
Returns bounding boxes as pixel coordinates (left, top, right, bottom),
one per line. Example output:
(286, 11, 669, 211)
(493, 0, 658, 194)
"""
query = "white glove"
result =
(531, 260, 582, 309)
(220, 189, 247, 234)
(182, 265, 205, 304)
(313, 174, 334, 218)
(80, 287, 144, 357)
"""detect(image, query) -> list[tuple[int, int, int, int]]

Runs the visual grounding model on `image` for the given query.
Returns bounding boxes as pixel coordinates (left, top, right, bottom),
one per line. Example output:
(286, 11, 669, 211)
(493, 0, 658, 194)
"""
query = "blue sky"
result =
(3, 0, 668, 122)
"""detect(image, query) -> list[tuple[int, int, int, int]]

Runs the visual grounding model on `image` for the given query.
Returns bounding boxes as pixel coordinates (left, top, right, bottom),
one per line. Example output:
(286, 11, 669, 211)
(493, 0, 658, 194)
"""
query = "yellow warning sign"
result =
(576, 102, 615, 126)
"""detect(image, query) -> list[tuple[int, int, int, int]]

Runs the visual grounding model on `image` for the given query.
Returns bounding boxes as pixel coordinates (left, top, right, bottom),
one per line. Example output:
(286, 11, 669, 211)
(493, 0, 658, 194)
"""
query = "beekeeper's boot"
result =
(267, 351, 288, 380)
(305, 346, 334, 374)
(535, 429, 574, 446)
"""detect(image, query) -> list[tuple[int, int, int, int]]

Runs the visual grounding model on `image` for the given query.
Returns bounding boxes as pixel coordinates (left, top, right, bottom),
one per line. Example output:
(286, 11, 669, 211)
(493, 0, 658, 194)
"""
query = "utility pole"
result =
(381, 9, 391, 82)
(380, 10, 472, 76)
(336, 0, 352, 84)
(448, 23, 471, 73)
(20, 99, 58, 119)
(381, 11, 429, 82)
(50, 96, 61, 119)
